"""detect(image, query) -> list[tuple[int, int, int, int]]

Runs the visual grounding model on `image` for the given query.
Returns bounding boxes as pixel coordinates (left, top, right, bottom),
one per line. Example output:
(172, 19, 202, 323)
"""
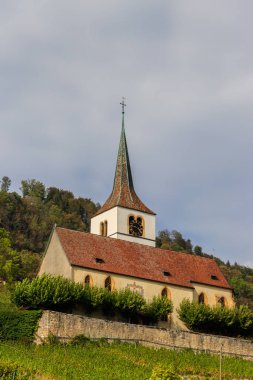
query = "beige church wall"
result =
(90, 207, 117, 236)
(38, 230, 72, 280)
(192, 282, 234, 308)
(72, 265, 193, 328)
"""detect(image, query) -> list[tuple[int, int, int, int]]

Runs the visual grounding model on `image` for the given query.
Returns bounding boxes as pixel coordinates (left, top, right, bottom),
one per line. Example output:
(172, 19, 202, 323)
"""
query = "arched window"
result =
(198, 292, 208, 305)
(105, 276, 114, 291)
(100, 222, 104, 236)
(100, 221, 108, 236)
(129, 216, 134, 233)
(161, 287, 171, 322)
(217, 296, 226, 307)
(161, 287, 171, 300)
(128, 215, 144, 237)
(84, 275, 93, 287)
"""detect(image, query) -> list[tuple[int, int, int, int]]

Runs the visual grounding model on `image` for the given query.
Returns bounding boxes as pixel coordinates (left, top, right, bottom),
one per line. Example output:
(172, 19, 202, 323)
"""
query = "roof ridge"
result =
(56, 227, 222, 263)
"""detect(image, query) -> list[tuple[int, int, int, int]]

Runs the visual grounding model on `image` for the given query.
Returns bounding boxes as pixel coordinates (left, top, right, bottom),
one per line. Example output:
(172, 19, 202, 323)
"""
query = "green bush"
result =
(0, 310, 42, 341)
(79, 285, 105, 313)
(177, 299, 253, 337)
(236, 304, 253, 331)
(143, 296, 173, 324)
(12, 275, 78, 310)
(101, 289, 117, 316)
(115, 288, 146, 319)
(12, 275, 173, 324)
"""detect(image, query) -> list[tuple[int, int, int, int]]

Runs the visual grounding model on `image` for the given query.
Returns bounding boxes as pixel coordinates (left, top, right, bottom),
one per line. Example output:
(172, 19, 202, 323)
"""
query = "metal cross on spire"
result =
(120, 97, 126, 114)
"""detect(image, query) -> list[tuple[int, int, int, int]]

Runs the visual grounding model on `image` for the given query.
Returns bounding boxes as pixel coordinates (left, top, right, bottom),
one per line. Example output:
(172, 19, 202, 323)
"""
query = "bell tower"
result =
(90, 99, 156, 246)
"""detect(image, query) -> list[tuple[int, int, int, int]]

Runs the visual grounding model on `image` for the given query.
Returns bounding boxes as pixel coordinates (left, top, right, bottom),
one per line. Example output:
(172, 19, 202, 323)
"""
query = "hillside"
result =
(0, 339, 253, 379)
(1, 281, 253, 379)
(0, 178, 99, 253)
(0, 176, 252, 310)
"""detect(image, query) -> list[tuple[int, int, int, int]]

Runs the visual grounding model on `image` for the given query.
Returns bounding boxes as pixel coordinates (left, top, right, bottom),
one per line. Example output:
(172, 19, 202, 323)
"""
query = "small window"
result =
(105, 276, 114, 291)
(217, 296, 226, 307)
(161, 288, 168, 298)
(198, 292, 208, 305)
(161, 287, 171, 299)
(100, 222, 104, 236)
(100, 221, 108, 236)
(163, 271, 171, 277)
(84, 275, 93, 287)
(95, 258, 104, 264)
(161, 287, 171, 321)
(211, 275, 218, 280)
(104, 221, 108, 236)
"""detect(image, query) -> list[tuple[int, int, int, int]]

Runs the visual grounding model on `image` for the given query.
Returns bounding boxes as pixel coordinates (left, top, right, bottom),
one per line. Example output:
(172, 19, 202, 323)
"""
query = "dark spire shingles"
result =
(96, 117, 155, 216)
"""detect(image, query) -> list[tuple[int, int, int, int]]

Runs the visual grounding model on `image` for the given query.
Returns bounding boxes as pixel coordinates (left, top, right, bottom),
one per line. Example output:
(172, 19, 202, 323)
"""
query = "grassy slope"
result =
(0, 286, 253, 379)
(0, 341, 253, 380)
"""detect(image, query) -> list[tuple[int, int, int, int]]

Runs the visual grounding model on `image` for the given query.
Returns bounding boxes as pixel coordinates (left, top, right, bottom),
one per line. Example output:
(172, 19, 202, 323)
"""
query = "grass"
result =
(0, 340, 252, 379)
(0, 285, 253, 379)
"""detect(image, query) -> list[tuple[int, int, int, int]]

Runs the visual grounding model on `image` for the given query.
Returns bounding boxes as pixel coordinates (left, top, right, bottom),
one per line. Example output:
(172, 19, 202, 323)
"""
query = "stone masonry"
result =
(36, 310, 253, 361)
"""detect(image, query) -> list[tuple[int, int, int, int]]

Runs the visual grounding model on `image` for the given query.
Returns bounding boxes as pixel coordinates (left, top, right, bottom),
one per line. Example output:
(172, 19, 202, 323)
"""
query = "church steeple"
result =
(91, 100, 156, 246)
(95, 100, 155, 216)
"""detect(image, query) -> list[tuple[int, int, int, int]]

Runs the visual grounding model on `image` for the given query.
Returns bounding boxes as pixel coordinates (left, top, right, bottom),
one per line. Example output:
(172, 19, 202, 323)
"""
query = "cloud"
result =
(0, 1, 253, 267)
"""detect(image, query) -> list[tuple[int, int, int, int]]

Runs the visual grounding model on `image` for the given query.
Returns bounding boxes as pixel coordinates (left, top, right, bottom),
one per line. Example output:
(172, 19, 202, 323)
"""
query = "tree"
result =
(0, 176, 11, 192)
(0, 228, 21, 282)
(0, 228, 40, 282)
(157, 230, 193, 253)
(20, 179, 46, 199)
(229, 277, 253, 304)
(194, 245, 203, 256)
(19, 250, 41, 280)
(46, 187, 74, 210)
(156, 229, 171, 248)
(185, 239, 193, 253)
(0, 178, 100, 253)
(171, 230, 186, 250)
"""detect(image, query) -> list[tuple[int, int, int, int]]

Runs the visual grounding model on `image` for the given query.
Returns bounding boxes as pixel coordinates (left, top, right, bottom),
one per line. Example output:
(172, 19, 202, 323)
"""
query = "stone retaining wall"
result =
(36, 310, 253, 360)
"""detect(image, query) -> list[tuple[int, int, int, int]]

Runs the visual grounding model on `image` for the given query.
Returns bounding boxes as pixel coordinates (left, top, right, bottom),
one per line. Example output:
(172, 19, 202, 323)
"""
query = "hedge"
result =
(177, 299, 253, 337)
(12, 274, 173, 324)
(0, 310, 42, 341)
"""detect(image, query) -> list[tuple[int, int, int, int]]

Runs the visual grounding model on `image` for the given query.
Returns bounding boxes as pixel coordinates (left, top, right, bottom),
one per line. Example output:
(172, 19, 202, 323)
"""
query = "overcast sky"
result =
(1, 1, 252, 267)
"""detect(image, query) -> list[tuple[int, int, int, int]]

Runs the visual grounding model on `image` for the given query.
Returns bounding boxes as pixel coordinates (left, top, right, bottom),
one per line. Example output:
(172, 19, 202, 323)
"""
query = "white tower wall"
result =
(91, 206, 156, 247)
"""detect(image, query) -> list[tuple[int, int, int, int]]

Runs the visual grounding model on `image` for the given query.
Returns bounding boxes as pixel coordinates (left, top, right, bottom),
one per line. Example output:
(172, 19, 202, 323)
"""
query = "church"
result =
(39, 102, 234, 328)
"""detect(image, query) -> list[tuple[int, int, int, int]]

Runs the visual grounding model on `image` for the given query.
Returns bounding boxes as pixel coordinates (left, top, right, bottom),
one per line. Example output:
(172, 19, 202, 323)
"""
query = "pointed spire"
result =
(95, 100, 155, 216)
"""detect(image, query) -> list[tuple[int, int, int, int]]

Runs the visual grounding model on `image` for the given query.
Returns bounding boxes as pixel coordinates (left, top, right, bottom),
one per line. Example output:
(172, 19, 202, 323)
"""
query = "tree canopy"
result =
(0, 178, 100, 253)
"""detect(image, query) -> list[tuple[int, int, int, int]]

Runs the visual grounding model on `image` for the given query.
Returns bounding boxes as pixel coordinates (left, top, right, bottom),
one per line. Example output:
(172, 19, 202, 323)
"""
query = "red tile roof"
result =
(56, 227, 231, 290)
(95, 122, 155, 216)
